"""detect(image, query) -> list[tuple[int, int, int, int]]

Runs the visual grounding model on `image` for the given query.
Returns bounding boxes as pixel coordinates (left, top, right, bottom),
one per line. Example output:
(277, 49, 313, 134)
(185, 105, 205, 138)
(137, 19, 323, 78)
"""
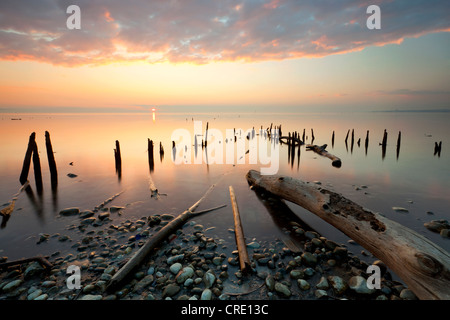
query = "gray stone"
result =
(392, 207, 409, 213)
(203, 270, 216, 288)
(297, 279, 310, 291)
(315, 289, 328, 299)
(348, 276, 375, 294)
(274, 282, 291, 298)
(79, 210, 94, 218)
(176, 266, 195, 284)
(265, 274, 275, 291)
(80, 217, 96, 225)
(440, 229, 450, 238)
(167, 254, 184, 265)
(328, 276, 348, 295)
(80, 294, 103, 300)
(400, 289, 417, 300)
(34, 294, 48, 300)
(2, 280, 22, 293)
(110, 206, 125, 213)
(24, 261, 44, 279)
(133, 275, 154, 293)
(289, 269, 304, 280)
(301, 252, 317, 266)
(27, 289, 43, 300)
(162, 284, 180, 298)
(98, 212, 110, 220)
(170, 263, 182, 275)
(246, 241, 260, 249)
(316, 276, 329, 290)
(60, 207, 80, 216)
(201, 288, 212, 300)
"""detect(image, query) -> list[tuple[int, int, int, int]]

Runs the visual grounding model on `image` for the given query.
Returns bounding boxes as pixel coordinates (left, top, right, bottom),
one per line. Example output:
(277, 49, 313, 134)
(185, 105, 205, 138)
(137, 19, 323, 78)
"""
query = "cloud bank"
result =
(0, 0, 448, 66)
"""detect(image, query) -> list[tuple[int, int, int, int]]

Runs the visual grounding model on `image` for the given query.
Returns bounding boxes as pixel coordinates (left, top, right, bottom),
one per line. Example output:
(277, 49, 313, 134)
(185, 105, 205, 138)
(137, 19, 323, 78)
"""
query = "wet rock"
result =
(348, 276, 375, 294)
(133, 275, 154, 294)
(110, 206, 125, 213)
(247, 241, 260, 249)
(328, 276, 347, 295)
(424, 220, 449, 233)
(60, 207, 80, 216)
(265, 274, 275, 291)
(274, 282, 291, 298)
(24, 261, 44, 279)
(162, 284, 180, 298)
(315, 289, 328, 299)
(98, 212, 110, 220)
(301, 252, 317, 266)
(167, 254, 184, 265)
(440, 229, 450, 238)
(289, 270, 304, 280)
(80, 217, 96, 225)
(400, 289, 417, 300)
(2, 279, 22, 292)
(27, 289, 43, 300)
(170, 263, 182, 275)
(201, 288, 212, 300)
(297, 279, 310, 291)
(316, 276, 329, 290)
(392, 207, 409, 213)
(203, 270, 216, 288)
(161, 214, 175, 220)
(79, 210, 94, 218)
(80, 294, 103, 300)
(176, 266, 195, 284)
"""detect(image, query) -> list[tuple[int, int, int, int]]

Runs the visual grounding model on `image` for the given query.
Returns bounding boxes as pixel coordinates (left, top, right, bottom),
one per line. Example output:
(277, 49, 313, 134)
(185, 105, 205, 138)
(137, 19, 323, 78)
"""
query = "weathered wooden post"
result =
(365, 130, 369, 156)
(19, 132, 36, 185)
(114, 140, 122, 177)
(45, 131, 58, 189)
(396, 131, 402, 160)
(32, 138, 43, 193)
(331, 131, 335, 148)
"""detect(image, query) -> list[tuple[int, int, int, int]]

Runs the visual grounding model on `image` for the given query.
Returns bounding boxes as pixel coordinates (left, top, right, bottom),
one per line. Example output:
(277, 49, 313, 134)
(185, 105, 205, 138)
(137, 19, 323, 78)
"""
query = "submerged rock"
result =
(59, 207, 80, 216)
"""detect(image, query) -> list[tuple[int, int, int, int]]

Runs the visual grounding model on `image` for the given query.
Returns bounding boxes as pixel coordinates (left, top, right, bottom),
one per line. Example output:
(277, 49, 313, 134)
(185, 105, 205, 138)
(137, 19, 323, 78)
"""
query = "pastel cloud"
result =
(0, 0, 448, 66)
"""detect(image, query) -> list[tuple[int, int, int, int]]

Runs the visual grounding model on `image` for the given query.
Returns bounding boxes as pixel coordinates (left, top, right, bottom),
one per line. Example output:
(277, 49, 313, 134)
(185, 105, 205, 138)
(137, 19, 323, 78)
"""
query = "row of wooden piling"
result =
(19, 131, 58, 193)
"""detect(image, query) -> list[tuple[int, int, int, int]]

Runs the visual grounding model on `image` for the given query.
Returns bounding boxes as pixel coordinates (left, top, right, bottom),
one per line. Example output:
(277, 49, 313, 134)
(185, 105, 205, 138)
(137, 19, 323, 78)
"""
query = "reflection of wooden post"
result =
(229, 186, 251, 274)
(20, 132, 36, 185)
(45, 131, 58, 189)
(331, 131, 335, 148)
(148, 139, 154, 172)
(345, 129, 350, 144)
(32, 138, 43, 193)
(365, 130, 369, 155)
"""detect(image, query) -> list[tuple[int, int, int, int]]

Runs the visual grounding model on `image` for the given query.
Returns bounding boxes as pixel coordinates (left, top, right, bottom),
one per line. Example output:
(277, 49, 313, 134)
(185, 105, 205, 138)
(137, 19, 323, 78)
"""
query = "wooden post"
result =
(32, 138, 43, 193)
(19, 132, 36, 185)
(246, 170, 450, 300)
(381, 129, 387, 160)
(114, 140, 122, 177)
(204, 122, 209, 148)
(229, 186, 251, 274)
(45, 131, 58, 189)
(311, 128, 315, 143)
(396, 131, 402, 160)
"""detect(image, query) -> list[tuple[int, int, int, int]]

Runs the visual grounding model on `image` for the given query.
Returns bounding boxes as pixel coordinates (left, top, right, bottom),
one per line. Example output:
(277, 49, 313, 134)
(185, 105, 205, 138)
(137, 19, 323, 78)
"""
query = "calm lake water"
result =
(0, 111, 449, 265)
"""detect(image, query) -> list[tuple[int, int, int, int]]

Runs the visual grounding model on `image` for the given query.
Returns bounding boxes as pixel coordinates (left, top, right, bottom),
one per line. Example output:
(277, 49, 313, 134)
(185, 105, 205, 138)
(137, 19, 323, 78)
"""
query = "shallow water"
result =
(0, 111, 449, 265)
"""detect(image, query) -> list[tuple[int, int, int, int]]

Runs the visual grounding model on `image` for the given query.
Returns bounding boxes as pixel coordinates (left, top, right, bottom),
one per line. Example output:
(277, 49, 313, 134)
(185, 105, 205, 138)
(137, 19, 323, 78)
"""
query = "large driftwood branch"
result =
(246, 170, 450, 300)
(106, 183, 224, 291)
(306, 144, 341, 168)
(0, 255, 52, 270)
(229, 186, 251, 274)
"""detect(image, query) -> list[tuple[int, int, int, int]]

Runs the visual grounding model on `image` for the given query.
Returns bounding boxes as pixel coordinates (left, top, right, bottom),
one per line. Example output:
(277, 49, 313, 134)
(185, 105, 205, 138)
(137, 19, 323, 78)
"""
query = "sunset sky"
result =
(0, 0, 449, 113)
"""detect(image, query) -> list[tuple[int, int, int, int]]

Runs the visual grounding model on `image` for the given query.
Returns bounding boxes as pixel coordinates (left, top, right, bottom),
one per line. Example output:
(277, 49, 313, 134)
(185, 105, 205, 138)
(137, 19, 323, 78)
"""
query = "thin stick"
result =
(229, 186, 251, 274)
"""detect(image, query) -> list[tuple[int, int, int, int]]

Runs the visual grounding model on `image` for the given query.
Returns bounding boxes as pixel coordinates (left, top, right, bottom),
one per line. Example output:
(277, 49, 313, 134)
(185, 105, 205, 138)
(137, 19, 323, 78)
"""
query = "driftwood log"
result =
(0, 255, 52, 270)
(229, 186, 251, 274)
(106, 184, 226, 291)
(306, 144, 342, 168)
(246, 170, 450, 300)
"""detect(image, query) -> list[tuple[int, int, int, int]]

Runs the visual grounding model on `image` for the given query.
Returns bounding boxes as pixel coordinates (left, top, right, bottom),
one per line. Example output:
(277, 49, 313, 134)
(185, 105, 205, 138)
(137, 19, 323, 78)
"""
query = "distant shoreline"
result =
(1, 107, 449, 115)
